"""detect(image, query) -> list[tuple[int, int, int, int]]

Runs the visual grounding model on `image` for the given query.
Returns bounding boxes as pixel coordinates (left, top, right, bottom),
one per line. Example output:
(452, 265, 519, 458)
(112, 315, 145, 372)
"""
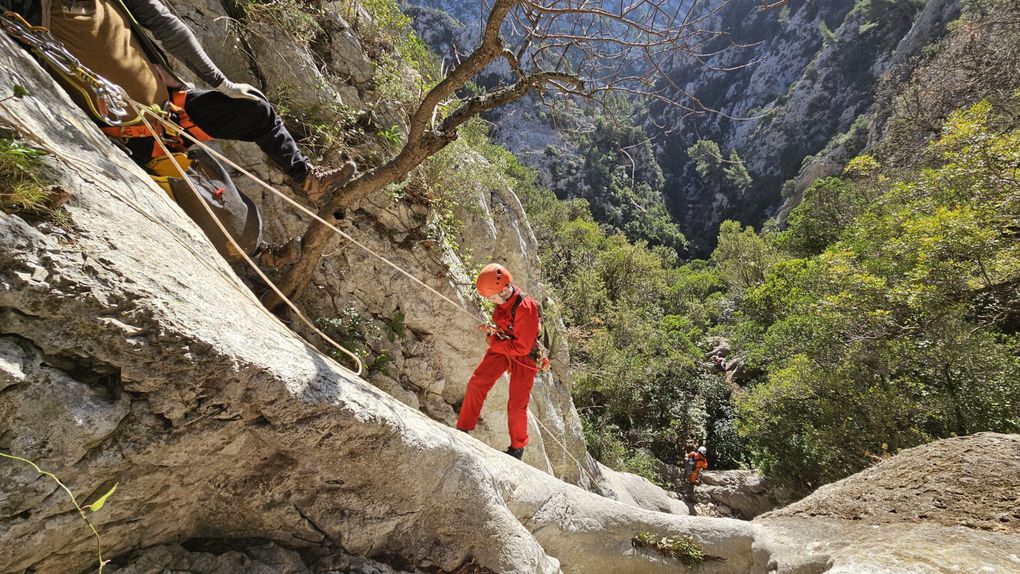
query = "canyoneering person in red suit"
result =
(457, 263, 540, 460)
(687, 446, 709, 484)
(682, 445, 709, 500)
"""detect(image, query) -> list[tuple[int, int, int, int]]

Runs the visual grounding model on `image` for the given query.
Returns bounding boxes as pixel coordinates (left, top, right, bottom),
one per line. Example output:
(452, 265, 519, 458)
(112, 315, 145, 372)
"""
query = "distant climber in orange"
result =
(686, 445, 709, 484)
(457, 263, 541, 460)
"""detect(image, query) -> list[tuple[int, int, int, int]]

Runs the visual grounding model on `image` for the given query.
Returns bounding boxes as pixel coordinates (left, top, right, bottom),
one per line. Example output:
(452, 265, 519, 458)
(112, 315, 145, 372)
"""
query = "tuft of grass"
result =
(315, 305, 392, 374)
(231, 0, 322, 42)
(631, 531, 705, 567)
(273, 97, 364, 165)
(0, 129, 65, 222)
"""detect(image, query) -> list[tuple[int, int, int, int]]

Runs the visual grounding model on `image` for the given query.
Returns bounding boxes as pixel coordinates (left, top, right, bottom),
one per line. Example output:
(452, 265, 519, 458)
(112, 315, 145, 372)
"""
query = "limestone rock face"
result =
(140, 0, 598, 491)
(763, 433, 1020, 533)
(590, 460, 690, 516)
(403, 2, 476, 64)
(774, 0, 963, 224)
(107, 542, 428, 574)
(752, 518, 1020, 574)
(174, 0, 364, 109)
(750, 433, 1020, 573)
(696, 471, 780, 520)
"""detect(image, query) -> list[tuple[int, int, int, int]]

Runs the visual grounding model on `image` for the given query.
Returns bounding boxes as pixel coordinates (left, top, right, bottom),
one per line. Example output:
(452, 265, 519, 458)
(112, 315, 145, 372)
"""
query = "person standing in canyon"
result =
(457, 263, 541, 461)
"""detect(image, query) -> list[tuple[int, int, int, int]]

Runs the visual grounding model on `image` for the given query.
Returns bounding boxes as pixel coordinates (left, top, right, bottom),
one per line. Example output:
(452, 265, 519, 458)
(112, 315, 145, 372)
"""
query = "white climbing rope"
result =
(132, 104, 364, 376)
(530, 405, 602, 488)
(126, 97, 488, 329)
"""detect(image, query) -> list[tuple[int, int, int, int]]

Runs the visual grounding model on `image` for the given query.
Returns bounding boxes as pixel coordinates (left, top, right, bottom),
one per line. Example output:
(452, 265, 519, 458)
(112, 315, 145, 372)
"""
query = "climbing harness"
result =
(1, 11, 211, 160)
(100, 90, 214, 159)
(484, 290, 551, 373)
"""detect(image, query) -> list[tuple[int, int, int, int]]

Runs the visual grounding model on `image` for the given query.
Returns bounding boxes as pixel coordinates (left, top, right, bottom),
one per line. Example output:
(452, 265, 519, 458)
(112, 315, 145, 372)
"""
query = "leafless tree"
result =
(272, 0, 760, 305)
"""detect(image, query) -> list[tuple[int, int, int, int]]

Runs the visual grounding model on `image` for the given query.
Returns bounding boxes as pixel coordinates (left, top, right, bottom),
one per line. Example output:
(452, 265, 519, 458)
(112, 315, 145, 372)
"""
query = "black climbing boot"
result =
(504, 446, 524, 460)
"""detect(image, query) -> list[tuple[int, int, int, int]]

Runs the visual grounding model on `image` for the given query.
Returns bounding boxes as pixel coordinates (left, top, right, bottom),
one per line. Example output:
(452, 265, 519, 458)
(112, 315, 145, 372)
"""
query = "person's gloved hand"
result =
(215, 79, 266, 101)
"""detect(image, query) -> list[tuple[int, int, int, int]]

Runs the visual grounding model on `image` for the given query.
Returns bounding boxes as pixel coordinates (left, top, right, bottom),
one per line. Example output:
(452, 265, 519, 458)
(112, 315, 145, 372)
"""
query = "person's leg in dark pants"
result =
(182, 89, 356, 202)
(182, 89, 311, 183)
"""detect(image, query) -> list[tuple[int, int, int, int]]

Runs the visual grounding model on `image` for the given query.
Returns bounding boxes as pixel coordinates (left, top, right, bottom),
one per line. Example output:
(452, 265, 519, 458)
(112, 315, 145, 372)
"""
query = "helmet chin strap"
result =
(485, 284, 515, 304)
(496, 284, 515, 304)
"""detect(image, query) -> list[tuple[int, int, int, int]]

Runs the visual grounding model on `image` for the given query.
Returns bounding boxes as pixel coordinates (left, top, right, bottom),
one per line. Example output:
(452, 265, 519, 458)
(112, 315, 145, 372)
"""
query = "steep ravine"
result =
(0, 31, 754, 574)
(653, 0, 956, 253)
(3, 5, 1020, 574)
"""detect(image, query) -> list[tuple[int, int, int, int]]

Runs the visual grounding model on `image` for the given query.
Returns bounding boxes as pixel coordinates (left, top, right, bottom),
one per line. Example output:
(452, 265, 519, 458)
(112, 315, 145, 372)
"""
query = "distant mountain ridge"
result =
(407, 0, 962, 255)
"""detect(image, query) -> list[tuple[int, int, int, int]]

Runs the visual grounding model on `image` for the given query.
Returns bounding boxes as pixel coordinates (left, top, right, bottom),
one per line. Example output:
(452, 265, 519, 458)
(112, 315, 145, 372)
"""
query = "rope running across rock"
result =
(132, 98, 601, 488)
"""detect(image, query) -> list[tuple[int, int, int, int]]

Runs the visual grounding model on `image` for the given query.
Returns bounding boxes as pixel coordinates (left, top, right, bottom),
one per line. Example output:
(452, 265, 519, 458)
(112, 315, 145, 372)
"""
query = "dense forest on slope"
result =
(511, 0, 1020, 492)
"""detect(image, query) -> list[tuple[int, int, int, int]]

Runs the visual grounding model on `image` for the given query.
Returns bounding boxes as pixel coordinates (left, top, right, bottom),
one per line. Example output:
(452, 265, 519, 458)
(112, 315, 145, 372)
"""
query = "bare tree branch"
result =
(269, 0, 750, 307)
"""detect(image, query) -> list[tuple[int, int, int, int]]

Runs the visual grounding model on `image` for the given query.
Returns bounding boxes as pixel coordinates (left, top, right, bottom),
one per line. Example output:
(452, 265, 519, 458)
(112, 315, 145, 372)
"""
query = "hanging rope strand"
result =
(529, 406, 602, 487)
(131, 101, 606, 488)
(133, 104, 364, 376)
(128, 97, 487, 328)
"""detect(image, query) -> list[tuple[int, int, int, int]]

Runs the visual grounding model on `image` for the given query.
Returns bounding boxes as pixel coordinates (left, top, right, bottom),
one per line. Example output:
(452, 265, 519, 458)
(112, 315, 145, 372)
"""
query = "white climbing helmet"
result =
(698, 446, 707, 455)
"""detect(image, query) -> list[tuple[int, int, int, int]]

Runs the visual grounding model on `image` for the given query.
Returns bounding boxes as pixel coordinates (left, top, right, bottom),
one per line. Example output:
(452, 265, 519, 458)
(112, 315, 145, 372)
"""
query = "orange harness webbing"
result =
(100, 90, 213, 157)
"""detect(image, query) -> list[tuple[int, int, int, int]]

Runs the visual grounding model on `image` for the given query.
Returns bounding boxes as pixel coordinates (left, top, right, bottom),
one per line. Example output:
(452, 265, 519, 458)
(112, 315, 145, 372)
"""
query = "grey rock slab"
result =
(752, 518, 1020, 574)
(592, 460, 691, 517)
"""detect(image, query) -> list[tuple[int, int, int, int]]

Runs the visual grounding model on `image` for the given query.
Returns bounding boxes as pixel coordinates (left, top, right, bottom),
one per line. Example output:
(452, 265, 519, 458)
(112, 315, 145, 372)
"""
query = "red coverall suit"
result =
(687, 451, 709, 484)
(456, 287, 540, 448)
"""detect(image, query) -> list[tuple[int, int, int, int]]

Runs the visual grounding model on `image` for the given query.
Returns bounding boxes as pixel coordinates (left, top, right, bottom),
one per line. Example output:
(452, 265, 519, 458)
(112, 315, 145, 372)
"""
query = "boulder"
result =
(751, 433, 1020, 573)
(321, 10, 375, 86)
(591, 460, 690, 516)
(697, 470, 781, 520)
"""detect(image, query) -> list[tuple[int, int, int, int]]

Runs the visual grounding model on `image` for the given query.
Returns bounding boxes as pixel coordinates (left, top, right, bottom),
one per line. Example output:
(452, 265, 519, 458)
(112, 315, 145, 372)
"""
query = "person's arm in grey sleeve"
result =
(122, 0, 225, 87)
